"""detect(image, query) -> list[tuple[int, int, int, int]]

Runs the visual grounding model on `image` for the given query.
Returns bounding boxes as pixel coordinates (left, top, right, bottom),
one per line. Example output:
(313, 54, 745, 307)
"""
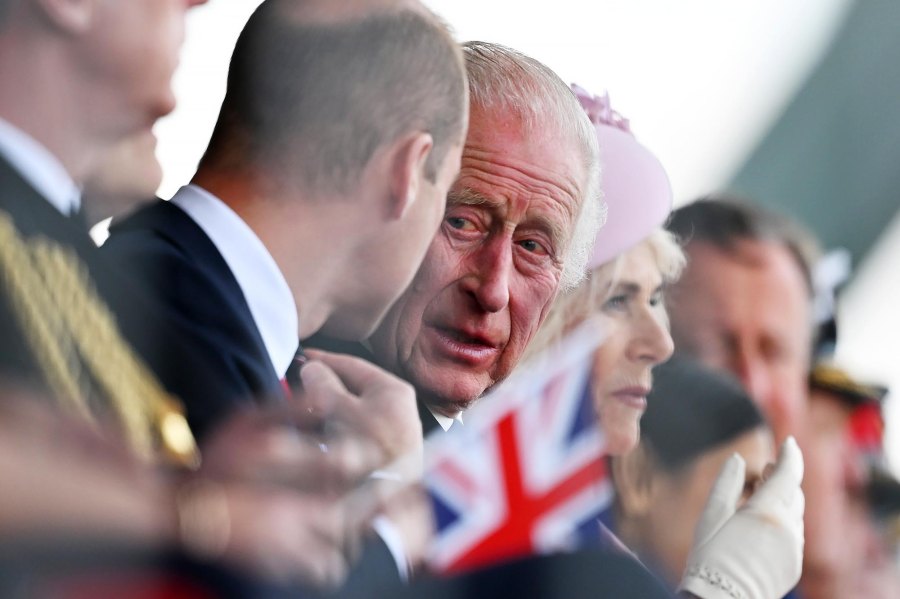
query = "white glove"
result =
(679, 436, 805, 599)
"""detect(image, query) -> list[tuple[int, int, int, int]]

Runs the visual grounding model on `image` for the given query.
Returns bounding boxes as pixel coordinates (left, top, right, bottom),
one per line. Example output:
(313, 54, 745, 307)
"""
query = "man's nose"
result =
(732, 351, 787, 436)
(735, 352, 771, 400)
(459, 237, 511, 313)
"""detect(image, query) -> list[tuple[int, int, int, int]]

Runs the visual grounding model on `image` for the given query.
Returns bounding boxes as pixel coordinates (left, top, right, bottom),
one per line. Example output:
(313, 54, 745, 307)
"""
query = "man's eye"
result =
(517, 239, 548, 254)
(446, 216, 472, 230)
(649, 290, 664, 307)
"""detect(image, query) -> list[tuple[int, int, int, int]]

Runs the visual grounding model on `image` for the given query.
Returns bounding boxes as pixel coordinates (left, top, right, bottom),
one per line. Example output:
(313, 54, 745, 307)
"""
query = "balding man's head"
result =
(200, 0, 467, 198)
(272, 0, 428, 23)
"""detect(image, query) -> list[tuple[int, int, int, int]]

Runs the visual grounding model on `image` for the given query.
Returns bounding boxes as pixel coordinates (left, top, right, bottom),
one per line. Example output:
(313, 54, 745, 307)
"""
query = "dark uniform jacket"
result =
(0, 156, 222, 462)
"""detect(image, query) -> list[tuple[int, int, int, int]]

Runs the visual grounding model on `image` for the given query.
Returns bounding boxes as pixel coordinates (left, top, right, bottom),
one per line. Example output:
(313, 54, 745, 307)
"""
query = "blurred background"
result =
(154, 0, 900, 470)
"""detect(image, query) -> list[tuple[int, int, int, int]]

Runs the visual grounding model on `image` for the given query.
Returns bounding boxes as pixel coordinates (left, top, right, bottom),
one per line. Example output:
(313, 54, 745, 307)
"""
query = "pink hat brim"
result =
(589, 124, 673, 269)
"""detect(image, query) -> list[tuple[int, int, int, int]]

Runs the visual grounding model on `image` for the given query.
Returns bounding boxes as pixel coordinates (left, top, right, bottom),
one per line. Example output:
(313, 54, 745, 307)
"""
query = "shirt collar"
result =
(0, 117, 81, 216)
(430, 407, 464, 432)
(171, 184, 299, 377)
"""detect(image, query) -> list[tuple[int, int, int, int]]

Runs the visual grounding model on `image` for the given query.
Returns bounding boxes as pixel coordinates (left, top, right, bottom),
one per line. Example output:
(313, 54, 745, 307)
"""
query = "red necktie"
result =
(281, 345, 307, 399)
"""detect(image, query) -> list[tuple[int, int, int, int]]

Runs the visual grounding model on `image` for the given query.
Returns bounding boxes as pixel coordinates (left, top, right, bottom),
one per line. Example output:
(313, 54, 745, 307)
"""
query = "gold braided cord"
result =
(0, 215, 92, 419)
(0, 213, 200, 468)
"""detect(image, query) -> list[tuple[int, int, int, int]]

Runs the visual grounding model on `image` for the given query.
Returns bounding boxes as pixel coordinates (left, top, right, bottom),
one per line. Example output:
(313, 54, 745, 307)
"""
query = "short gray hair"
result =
(462, 41, 603, 291)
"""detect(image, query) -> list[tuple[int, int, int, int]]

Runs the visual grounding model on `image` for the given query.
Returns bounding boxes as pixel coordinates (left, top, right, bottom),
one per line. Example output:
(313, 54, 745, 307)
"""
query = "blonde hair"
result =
(524, 228, 686, 360)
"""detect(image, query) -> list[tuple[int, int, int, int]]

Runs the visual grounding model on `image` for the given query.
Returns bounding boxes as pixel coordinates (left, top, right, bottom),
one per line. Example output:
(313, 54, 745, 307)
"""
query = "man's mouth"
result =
(427, 325, 502, 366)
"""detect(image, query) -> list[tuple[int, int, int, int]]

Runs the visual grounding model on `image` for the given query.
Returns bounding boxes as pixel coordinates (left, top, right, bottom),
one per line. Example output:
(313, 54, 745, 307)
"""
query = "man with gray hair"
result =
(361, 40, 604, 432)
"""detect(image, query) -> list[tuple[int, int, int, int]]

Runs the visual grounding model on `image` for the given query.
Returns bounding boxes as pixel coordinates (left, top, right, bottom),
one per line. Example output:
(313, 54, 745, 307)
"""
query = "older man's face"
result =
(369, 104, 586, 416)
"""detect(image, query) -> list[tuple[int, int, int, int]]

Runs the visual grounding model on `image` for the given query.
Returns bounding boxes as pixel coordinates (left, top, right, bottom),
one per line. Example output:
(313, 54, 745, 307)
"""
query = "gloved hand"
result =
(679, 436, 805, 599)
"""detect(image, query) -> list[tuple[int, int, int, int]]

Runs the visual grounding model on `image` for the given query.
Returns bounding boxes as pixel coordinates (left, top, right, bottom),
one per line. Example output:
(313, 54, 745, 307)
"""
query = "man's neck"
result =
(192, 169, 365, 340)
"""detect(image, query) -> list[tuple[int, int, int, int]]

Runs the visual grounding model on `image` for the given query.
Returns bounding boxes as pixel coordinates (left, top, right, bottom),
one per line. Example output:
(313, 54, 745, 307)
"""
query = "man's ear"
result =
(610, 446, 656, 517)
(33, 0, 94, 34)
(387, 131, 434, 220)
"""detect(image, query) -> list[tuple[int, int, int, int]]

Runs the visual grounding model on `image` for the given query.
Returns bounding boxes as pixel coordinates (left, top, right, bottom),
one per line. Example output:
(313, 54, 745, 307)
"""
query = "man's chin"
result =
(417, 377, 486, 418)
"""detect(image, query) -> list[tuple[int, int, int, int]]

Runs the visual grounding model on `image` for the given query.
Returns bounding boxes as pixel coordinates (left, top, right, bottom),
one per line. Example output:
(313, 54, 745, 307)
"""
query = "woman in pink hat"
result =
(523, 85, 805, 599)
(526, 84, 681, 456)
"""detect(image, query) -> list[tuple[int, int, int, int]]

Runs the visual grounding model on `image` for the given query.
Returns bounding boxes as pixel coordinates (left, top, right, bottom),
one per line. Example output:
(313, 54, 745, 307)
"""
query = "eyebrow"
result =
(610, 281, 665, 296)
(448, 187, 569, 249)
(611, 282, 642, 295)
(447, 187, 498, 208)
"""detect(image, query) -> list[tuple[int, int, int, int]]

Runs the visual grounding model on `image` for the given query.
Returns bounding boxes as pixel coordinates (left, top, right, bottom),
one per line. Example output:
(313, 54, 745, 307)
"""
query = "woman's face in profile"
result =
(591, 242, 675, 456)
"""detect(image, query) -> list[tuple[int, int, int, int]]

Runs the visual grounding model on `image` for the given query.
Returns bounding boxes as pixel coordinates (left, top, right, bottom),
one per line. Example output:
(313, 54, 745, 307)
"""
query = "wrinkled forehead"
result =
(465, 103, 588, 181)
(454, 107, 587, 233)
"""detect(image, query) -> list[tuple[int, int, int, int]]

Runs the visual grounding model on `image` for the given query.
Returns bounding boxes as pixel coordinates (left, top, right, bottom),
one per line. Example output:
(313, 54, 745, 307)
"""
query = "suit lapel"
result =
(108, 200, 283, 399)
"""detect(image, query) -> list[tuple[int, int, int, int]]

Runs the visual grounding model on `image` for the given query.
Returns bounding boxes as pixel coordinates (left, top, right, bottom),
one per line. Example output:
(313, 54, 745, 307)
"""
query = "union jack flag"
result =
(424, 320, 613, 574)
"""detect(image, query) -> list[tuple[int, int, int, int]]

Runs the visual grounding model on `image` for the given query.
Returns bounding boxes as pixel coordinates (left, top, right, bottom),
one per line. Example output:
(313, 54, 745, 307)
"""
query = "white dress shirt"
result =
(171, 184, 298, 377)
(431, 409, 464, 432)
(0, 117, 80, 216)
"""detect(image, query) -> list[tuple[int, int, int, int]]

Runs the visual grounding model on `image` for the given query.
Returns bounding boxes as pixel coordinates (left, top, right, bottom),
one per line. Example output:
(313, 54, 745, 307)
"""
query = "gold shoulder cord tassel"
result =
(0, 213, 201, 469)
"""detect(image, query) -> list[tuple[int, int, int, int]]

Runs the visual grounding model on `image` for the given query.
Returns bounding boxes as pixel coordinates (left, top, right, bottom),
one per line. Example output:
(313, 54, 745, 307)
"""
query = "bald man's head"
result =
(274, 0, 428, 23)
(200, 0, 467, 197)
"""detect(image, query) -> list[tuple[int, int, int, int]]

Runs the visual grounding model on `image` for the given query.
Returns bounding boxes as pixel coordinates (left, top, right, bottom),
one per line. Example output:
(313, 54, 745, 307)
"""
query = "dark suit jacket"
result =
(105, 199, 409, 595)
(103, 199, 286, 439)
(0, 156, 89, 387)
(394, 550, 674, 599)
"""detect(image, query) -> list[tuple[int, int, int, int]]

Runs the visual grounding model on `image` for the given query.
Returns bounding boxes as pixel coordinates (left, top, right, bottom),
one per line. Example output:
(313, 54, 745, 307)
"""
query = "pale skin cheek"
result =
(501, 277, 558, 367)
(596, 399, 638, 456)
(393, 245, 458, 358)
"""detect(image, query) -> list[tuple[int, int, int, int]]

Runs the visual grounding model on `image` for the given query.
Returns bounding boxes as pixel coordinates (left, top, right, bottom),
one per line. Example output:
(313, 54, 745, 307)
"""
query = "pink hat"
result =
(572, 84, 673, 269)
